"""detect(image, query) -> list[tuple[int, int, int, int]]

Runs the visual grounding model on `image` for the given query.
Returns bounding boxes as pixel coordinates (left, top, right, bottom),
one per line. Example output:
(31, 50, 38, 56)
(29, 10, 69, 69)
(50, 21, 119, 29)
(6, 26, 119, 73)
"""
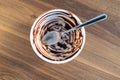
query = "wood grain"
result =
(0, 0, 120, 80)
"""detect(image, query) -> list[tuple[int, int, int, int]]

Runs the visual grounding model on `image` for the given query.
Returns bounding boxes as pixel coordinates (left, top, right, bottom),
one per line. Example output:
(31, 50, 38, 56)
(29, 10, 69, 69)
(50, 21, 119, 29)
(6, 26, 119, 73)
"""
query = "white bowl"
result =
(30, 9, 86, 64)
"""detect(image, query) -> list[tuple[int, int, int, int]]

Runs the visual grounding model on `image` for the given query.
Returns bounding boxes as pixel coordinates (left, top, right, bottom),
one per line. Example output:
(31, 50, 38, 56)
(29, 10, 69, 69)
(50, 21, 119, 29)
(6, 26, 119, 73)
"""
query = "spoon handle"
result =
(63, 14, 107, 34)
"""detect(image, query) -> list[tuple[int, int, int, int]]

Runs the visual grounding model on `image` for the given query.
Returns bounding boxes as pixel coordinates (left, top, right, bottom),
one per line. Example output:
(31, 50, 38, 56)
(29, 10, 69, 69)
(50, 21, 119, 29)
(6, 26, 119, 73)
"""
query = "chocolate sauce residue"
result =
(33, 10, 83, 61)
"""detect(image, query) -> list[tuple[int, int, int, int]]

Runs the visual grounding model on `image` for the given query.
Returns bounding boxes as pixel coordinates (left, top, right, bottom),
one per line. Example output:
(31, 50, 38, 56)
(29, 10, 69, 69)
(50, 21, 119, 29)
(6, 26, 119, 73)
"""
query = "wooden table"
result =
(0, 0, 120, 80)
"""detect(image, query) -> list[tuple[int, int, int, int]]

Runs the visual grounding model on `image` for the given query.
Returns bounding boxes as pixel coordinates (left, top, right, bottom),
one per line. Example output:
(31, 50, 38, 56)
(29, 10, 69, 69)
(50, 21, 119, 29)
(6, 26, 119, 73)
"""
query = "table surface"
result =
(0, 0, 120, 80)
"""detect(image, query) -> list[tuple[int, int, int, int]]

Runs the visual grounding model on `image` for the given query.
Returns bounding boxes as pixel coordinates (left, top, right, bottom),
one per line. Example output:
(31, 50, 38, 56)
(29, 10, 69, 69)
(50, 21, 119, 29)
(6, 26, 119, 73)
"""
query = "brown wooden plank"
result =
(0, 0, 120, 80)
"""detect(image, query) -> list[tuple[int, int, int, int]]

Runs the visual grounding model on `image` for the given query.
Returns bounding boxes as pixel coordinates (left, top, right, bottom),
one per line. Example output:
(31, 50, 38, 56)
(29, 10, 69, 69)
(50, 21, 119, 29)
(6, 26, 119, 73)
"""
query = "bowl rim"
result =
(30, 9, 86, 64)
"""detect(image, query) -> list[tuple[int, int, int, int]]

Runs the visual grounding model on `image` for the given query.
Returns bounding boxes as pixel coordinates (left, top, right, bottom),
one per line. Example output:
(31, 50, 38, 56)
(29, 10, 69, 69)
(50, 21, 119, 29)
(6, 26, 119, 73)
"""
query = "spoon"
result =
(42, 14, 107, 45)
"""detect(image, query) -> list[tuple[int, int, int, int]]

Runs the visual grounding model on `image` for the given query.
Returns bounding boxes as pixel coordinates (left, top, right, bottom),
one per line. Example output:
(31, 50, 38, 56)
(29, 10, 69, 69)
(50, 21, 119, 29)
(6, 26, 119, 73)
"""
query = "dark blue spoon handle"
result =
(63, 14, 107, 34)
